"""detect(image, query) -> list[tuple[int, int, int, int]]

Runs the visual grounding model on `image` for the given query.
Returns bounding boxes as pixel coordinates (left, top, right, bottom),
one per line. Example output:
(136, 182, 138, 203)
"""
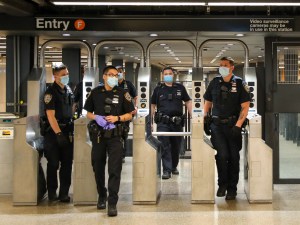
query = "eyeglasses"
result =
(105, 73, 118, 78)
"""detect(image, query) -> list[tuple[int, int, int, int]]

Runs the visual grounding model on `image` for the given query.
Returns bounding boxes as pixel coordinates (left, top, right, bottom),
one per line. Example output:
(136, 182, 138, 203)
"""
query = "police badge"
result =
(44, 94, 52, 104)
(124, 92, 132, 102)
(243, 83, 250, 93)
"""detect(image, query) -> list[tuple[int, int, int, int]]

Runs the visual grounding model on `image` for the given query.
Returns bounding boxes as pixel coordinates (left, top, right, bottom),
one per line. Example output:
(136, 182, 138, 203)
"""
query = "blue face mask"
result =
(107, 76, 118, 88)
(118, 73, 123, 80)
(219, 67, 230, 77)
(164, 75, 173, 83)
(60, 75, 69, 86)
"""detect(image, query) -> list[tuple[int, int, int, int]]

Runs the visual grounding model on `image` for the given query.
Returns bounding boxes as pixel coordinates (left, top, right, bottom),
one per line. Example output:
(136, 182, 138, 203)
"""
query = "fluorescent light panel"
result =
(53, 1, 206, 6)
(53, 1, 300, 6)
(208, 2, 300, 6)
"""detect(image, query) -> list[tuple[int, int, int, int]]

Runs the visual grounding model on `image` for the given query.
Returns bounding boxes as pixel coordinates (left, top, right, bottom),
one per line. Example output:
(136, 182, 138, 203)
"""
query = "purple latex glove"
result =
(95, 115, 108, 127)
(103, 122, 116, 130)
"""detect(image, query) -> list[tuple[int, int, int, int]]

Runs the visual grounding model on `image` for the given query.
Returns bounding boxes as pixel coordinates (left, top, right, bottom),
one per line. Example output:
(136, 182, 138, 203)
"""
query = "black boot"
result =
(97, 197, 107, 209)
(107, 205, 118, 217)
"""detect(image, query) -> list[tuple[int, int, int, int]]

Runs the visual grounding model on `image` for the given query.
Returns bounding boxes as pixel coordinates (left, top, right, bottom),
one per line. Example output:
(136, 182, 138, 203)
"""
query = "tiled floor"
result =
(1, 157, 300, 225)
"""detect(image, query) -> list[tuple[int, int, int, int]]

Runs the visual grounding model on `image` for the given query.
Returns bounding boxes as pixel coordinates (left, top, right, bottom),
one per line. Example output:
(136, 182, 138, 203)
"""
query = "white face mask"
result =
(118, 72, 123, 80)
(107, 76, 118, 88)
(60, 75, 69, 85)
(219, 67, 230, 77)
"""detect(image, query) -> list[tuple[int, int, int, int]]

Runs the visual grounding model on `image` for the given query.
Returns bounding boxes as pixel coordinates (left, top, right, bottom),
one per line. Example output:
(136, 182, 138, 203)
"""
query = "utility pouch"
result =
(180, 115, 186, 127)
(122, 125, 130, 140)
(104, 129, 112, 138)
(161, 115, 170, 124)
(40, 117, 50, 136)
(154, 112, 162, 123)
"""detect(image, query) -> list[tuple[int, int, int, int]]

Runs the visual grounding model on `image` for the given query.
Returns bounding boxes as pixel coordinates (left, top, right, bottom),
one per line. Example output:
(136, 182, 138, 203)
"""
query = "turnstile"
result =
(73, 117, 97, 205)
(132, 117, 161, 204)
(13, 116, 42, 205)
(0, 113, 18, 194)
(244, 115, 273, 203)
(191, 117, 215, 203)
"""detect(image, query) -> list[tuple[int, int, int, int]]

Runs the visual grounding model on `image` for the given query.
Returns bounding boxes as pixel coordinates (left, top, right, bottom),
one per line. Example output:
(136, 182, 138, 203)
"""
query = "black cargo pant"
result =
(122, 121, 130, 158)
(210, 122, 242, 193)
(91, 136, 123, 205)
(157, 122, 183, 173)
(44, 129, 73, 197)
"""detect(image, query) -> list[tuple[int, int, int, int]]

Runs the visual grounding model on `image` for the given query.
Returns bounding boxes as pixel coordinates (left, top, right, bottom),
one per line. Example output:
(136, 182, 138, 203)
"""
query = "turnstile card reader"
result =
(244, 67, 257, 115)
(191, 81, 205, 117)
(244, 115, 273, 203)
(82, 68, 98, 116)
(191, 117, 215, 203)
(73, 117, 97, 205)
(133, 117, 161, 204)
(137, 67, 151, 117)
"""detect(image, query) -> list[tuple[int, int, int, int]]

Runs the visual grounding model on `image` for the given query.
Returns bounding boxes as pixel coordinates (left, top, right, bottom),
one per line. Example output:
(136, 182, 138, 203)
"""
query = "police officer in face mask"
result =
(43, 63, 74, 203)
(84, 66, 134, 217)
(151, 67, 192, 179)
(115, 66, 138, 163)
(203, 56, 250, 200)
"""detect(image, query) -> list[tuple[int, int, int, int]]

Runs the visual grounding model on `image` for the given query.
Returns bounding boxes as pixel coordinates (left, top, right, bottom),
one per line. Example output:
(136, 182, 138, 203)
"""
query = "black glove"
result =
(204, 116, 211, 135)
(231, 126, 242, 139)
(56, 132, 69, 148)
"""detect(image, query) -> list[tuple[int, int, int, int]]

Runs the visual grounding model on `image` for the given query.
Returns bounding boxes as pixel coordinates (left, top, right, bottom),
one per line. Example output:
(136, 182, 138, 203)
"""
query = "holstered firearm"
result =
(204, 113, 212, 135)
(40, 117, 50, 136)
(87, 120, 101, 142)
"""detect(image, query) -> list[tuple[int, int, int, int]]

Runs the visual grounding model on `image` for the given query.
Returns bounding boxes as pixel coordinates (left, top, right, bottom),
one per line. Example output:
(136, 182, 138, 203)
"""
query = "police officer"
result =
(151, 67, 192, 179)
(116, 65, 138, 163)
(43, 63, 74, 202)
(73, 65, 85, 118)
(203, 56, 250, 200)
(84, 66, 134, 217)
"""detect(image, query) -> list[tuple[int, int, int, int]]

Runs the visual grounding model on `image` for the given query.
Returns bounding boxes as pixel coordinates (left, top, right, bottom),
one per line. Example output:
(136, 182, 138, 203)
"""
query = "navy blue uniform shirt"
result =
(203, 75, 250, 118)
(84, 85, 135, 118)
(118, 80, 137, 99)
(151, 82, 191, 117)
(43, 82, 74, 122)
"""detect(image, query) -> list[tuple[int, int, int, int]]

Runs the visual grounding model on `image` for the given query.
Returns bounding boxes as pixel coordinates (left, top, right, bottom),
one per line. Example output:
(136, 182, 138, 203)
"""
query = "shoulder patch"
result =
(44, 94, 52, 104)
(243, 82, 250, 93)
(124, 92, 132, 102)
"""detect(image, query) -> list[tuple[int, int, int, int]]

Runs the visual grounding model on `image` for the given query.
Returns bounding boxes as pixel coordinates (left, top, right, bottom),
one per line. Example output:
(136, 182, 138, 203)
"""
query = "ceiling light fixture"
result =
(235, 33, 244, 37)
(208, 2, 300, 6)
(53, 1, 206, 6)
(149, 33, 158, 37)
(62, 33, 71, 36)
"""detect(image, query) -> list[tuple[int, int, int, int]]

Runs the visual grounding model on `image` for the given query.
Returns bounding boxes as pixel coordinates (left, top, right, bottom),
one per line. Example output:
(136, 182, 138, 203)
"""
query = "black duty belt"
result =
(154, 112, 184, 126)
(212, 116, 237, 126)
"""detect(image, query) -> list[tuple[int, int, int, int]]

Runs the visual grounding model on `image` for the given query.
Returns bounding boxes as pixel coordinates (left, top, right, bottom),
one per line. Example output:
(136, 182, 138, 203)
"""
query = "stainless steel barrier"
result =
(152, 132, 192, 136)
(13, 116, 42, 205)
(191, 117, 215, 203)
(244, 115, 273, 203)
(136, 117, 215, 204)
(0, 113, 19, 194)
(132, 117, 161, 204)
(73, 117, 97, 205)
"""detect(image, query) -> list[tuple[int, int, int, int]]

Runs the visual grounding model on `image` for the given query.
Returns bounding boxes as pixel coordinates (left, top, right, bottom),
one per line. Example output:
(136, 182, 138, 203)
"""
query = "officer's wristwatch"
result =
(118, 116, 121, 122)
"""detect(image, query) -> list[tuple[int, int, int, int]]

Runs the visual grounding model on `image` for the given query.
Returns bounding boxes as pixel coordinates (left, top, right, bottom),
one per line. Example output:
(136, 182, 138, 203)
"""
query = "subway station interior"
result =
(1, 0, 300, 224)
